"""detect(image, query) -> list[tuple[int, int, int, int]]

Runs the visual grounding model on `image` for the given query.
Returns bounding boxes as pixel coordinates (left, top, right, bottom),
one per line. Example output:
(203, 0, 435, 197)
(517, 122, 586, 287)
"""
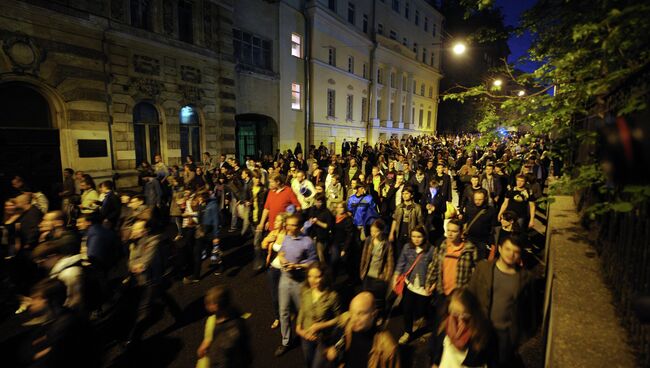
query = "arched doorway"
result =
(0, 82, 62, 206)
(235, 114, 278, 164)
(133, 101, 161, 166)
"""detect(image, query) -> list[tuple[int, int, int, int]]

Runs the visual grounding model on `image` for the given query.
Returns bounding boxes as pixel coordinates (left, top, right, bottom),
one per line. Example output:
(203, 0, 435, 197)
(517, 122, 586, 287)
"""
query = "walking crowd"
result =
(1, 133, 553, 368)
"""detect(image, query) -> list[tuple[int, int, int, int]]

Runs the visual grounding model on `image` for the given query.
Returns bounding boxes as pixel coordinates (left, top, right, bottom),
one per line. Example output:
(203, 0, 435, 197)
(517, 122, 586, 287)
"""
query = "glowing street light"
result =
(517, 90, 526, 96)
(452, 42, 467, 55)
(493, 79, 503, 87)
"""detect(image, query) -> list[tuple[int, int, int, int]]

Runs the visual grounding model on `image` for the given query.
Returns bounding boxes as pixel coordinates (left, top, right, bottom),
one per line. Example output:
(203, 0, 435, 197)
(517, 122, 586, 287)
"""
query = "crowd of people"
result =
(0, 133, 552, 367)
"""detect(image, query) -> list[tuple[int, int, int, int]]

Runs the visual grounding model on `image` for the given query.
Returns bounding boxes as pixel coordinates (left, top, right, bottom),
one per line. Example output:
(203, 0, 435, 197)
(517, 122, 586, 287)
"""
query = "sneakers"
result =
(274, 345, 290, 357)
(182, 277, 200, 285)
(398, 332, 411, 345)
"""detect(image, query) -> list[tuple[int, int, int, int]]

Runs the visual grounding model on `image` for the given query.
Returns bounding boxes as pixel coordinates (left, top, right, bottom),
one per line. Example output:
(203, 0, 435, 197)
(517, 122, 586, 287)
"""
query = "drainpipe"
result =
(101, 23, 118, 185)
(302, 3, 311, 153)
(367, 0, 378, 143)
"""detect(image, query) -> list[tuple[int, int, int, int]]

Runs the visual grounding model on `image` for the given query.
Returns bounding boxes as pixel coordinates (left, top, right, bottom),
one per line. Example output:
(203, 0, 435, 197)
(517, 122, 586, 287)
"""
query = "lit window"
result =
(291, 33, 302, 58)
(291, 83, 301, 110)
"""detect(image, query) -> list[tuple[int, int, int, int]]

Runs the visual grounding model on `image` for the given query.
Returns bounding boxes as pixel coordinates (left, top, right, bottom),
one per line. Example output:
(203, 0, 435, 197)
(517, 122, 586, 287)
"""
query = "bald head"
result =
(349, 291, 377, 332)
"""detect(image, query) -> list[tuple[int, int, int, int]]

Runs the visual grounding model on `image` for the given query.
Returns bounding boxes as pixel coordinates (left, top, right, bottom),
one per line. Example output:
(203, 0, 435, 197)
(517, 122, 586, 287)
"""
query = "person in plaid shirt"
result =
(425, 219, 478, 319)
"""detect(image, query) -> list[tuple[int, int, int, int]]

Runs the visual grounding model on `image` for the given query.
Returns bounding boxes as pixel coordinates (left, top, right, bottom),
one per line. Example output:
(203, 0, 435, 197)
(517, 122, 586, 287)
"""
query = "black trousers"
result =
(402, 287, 430, 334)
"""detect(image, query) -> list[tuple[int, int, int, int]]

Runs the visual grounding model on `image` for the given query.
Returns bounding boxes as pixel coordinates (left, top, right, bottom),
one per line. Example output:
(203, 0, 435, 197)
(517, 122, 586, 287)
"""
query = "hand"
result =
(197, 340, 210, 358)
(131, 263, 145, 274)
(326, 347, 338, 362)
(388, 233, 395, 243)
(528, 220, 535, 229)
(256, 223, 264, 232)
(427, 284, 436, 295)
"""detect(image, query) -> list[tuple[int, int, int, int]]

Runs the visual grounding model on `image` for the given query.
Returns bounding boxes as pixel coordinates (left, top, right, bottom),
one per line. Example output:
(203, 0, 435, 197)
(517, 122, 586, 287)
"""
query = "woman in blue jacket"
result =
(393, 225, 435, 345)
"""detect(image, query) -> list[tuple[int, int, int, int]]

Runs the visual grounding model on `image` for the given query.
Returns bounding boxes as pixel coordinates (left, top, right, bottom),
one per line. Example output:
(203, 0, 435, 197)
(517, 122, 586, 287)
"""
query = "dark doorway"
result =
(235, 114, 277, 164)
(0, 83, 62, 207)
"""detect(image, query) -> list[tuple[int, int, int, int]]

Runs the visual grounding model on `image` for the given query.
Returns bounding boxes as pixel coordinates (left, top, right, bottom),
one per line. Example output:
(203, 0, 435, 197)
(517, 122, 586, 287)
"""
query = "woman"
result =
(194, 166, 210, 191)
(359, 219, 394, 313)
(385, 160, 397, 181)
(330, 202, 356, 282)
(249, 170, 269, 270)
(430, 288, 496, 368)
(393, 225, 435, 345)
(296, 263, 341, 368)
(261, 213, 288, 329)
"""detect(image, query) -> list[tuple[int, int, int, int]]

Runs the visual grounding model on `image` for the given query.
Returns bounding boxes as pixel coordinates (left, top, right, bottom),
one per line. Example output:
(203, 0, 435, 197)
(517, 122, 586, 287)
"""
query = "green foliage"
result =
(445, 0, 650, 213)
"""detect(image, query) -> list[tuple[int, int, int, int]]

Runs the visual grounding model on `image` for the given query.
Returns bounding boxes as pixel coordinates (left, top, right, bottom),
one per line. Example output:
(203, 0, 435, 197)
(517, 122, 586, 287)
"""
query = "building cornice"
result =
(311, 59, 371, 84)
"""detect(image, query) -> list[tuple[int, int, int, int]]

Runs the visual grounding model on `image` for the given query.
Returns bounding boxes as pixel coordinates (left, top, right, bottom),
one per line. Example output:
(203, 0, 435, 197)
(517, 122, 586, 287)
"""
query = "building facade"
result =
(0, 0, 236, 193)
(232, 0, 443, 157)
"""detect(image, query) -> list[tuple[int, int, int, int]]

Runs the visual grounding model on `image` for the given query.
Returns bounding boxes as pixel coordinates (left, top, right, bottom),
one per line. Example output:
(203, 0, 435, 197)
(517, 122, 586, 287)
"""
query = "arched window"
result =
(0, 83, 50, 128)
(180, 105, 200, 161)
(133, 102, 161, 166)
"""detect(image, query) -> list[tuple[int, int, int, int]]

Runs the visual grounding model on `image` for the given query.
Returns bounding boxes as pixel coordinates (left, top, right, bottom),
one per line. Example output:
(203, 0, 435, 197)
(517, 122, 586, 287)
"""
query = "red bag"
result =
(393, 253, 424, 296)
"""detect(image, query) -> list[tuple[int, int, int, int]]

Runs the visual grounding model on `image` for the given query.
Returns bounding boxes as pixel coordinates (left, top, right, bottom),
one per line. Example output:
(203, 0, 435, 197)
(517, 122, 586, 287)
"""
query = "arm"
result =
(498, 198, 509, 220)
(257, 208, 269, 231)
(528, 201, 536, 228)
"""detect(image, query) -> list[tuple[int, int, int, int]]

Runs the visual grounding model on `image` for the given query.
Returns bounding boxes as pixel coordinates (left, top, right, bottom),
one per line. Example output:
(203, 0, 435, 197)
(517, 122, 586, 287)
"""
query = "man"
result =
(342, 139, 351, 156)
(275, 214, 317, 356)
(291, 170, 316, 210)
(431, 162, 452, 203)
(380, 172, 406, 217)
(126, 216, 166, 346)
(343, 158, 361, 189)
(14, 193, 43, 250)
(460, 175, 483, 217)
(409, 167, 428, 204)
(402, 162, 412, 182)
(77, 212, 116, 271)
(423, 178, 446, 244)
(202, 152, 215, 173)
(294, 152, 308, 172)
(466, 235, 538, 367)
(388, 186, 424, 255)
(325, 291, 400, 367)
(231, 169, 253, 235)
(482, 163, 502, 207)
(425, 220, 478, 311)
(305, 193, 334, 264)
(499, 174, 536, 230)
(324, 164, 337, 191)
(347, 185, 379, 240)
(59, 168, 76, 220)
(98, 180, 121, 229)
(143, 174, 162, 208)
(458, 157, 478, 199)
(36, 210, 80, 257)
(257, 174, 301, 233)
(463, 189, 497, 260)
(153, 154, 169, 179)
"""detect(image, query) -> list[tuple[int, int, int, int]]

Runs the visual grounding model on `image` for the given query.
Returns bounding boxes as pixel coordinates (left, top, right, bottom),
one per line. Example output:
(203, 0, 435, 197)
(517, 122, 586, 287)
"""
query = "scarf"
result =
(335, 213, 348, 224)
(446, 315, 472, 350)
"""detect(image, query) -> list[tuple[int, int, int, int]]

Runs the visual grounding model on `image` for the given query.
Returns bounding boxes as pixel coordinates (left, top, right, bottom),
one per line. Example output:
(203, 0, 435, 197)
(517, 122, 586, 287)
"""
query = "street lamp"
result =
(452, 42, 467, 55)
(493, 79, 503, 87)
(517, 90, 526, 96)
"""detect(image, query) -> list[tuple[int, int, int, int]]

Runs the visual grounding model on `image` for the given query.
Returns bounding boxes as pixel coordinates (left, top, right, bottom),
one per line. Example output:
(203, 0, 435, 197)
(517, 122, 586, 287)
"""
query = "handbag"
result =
(393, 252, 424, 296)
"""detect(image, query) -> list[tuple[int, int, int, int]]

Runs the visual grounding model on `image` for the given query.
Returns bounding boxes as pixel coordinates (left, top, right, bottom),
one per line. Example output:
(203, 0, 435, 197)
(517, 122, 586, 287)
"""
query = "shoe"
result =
(270, 319, 280, 329)
(182, 277, 199, 285)
(274, 345, 290, 357)
(398, 332, 411, 345)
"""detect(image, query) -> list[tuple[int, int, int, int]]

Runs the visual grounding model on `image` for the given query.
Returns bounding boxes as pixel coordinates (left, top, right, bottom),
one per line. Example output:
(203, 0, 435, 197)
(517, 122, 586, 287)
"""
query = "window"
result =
(327, 89, 335, 117)
(427, 110, 432, 128)
(180, 105, 200, 162)
(432, 23, 437, 37)
(413, 42, 418, 55)
(402, 37, 407, 46)
(328, 0, 336, 12)
(412, 80, 416, 92)
(424, 17, 428, 31)
(363, 14, 368, 33)
(392, 0, 400, 12)
(130, 0, 153, 31)
(347, 2, 355, 24)
(377, 23, 383, 35)
(178, 0, 193, 43)
(411, 106, 415, 124)
(415, 10, 419, 25)
(418, 109, 423, 128)
(362, 63, 368, 79)
(377, 68, 383, 84)
(346, 95, 354, 120)
(429, 86, 433, 98)
(401, 102, 405, 121)
(391, 100, 395, 119)
(389, 30, 397, 40)
(390, 72, 396, 87)
(377, 99, 381, 118)
(402, 75, 407, 91)
(133, 102, 161, 166)
(422, 48, 427, 63)
(347, 56, 354, 73)
(328, 47, 336, 66)
(430, 51, 435, 66)
(291, 33, 302, 58)
(420, 83, 425, 96)
(405, 2, 409, 18)
(291, 83, 301, 110)
(361, 97, 368, 121)
(233, 29, 272, 70)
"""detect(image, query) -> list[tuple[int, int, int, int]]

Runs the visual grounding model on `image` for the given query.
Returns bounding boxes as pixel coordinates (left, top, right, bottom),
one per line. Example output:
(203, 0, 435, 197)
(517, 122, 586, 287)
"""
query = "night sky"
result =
(495, 0, 540, 73)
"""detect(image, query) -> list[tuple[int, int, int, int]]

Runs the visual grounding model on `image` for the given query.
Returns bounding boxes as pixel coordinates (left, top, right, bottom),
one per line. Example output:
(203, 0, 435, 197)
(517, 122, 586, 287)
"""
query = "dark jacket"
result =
(430, 327, 497, 367)
(100, 191, 121, 228)
(17, 206, 42, 248)
(331, 214, 356, 254)
(359, 236, 394, 282)
(466, 260, 538, 347)
(463, 205, 497, 245)
(209, 316, 252, 368)
(305, 205, 333, 243)
(247, 185, 268, 224)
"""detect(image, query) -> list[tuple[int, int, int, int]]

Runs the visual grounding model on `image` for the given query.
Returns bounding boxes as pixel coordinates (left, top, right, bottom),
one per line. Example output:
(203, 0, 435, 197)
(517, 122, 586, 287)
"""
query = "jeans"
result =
(402, 287, 430, 334)
(279, 272, 303, 346)
(230, 201, 251, 235)
(267, 266, 281, 320)
(301, 339, 326, 368)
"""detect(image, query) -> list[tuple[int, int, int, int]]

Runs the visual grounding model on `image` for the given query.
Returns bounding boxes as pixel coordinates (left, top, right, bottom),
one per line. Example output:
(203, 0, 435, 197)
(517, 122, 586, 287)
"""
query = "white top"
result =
(439, 336, 486, 368)
(270, 242, 283, 269)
